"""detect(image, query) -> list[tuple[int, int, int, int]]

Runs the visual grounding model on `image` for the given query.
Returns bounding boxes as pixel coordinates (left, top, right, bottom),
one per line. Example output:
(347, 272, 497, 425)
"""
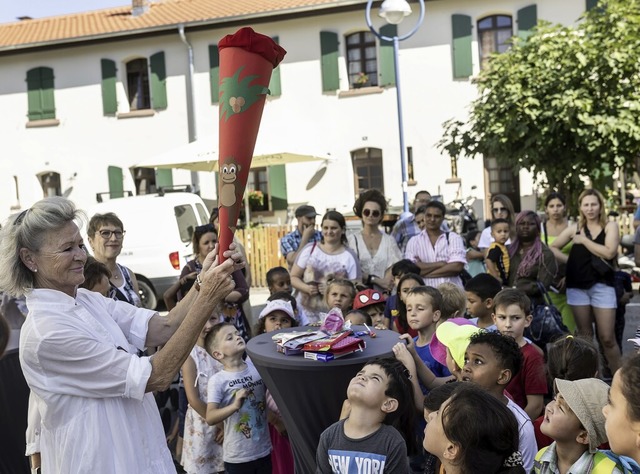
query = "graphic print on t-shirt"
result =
(327, 449, 387, 473)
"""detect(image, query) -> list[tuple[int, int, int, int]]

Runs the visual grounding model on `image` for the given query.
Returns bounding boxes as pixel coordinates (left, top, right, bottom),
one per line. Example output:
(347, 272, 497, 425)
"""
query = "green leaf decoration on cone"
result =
(220, 66, 270, 122)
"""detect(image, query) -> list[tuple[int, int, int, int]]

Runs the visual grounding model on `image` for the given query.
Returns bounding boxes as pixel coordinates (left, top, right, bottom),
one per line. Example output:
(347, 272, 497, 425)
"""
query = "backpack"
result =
(532, 446, 618, 474)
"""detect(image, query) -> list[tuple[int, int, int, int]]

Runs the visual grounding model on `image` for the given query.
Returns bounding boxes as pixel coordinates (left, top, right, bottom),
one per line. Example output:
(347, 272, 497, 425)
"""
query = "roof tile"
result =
(0, 0, 357, 50)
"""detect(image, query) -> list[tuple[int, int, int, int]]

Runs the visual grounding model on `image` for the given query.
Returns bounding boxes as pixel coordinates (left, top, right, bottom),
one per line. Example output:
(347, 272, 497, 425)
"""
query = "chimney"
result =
(132, 0, 149, 17)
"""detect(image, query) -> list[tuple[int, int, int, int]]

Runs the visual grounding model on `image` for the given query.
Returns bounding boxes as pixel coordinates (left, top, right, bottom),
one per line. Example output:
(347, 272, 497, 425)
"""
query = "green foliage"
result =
(438, 0, 640, 209)
(219, 66, 270, 122)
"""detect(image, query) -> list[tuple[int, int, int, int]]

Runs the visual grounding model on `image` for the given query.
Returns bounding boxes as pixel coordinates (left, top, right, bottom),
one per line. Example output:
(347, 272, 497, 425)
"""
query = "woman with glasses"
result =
(478, 194, 516, 254)
(88, 212, 141, 307)
(347, 189, 401, 293)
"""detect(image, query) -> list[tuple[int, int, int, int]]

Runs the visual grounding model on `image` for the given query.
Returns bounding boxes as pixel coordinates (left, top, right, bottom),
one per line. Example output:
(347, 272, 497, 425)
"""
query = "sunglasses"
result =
(492, 207, 508, 214)
(99, 229, 125, 240)
(363, 209, 381, 218)
(195, 223, 216, 234)
(357, 291, 383, 305)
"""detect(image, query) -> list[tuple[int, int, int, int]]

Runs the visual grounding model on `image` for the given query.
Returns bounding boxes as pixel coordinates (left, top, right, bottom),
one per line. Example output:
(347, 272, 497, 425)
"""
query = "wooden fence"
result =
(236, 226, 291, 287)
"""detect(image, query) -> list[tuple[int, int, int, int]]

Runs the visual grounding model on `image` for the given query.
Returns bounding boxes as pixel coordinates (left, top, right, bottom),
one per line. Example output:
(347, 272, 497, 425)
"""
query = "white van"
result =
(85, 192, 210, 309)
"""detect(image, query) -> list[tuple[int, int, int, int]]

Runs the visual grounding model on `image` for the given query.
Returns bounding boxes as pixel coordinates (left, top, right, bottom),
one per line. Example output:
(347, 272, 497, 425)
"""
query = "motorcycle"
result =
(445, 188, 479, 236)
(618, 233, 640, 283)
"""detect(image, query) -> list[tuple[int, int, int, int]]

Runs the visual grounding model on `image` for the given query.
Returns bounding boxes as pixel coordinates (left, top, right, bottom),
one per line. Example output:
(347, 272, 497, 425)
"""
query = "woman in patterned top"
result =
(88, 212, 141, 307)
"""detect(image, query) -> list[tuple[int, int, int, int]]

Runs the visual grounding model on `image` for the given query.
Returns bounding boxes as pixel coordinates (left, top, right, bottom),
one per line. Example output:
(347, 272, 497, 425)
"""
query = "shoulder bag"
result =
(525, 281, 569, 349)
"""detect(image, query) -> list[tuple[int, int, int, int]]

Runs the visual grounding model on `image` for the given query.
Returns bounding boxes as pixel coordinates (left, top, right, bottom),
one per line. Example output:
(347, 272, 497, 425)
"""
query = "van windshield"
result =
(175, 205, 198, 243)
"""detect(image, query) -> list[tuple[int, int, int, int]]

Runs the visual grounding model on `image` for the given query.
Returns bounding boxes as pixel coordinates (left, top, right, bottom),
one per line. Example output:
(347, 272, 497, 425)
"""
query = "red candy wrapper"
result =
(217, 27, 287, 262)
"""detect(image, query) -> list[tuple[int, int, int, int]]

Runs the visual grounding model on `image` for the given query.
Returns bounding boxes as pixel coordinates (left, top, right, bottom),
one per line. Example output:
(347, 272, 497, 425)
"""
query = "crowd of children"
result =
(73, 243, 640, 474)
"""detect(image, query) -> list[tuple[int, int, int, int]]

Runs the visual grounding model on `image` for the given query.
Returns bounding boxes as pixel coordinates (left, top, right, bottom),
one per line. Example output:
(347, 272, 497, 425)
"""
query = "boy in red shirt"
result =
(492, 288, 548, 420)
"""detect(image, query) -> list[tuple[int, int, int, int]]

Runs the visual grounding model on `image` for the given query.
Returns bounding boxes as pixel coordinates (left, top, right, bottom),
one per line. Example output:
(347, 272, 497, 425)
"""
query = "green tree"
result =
(438, 0, 640, 209)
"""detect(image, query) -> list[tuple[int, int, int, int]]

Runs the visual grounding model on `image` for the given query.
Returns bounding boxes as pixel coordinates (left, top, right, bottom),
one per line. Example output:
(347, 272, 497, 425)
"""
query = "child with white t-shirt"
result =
(205, 323, 271, 473)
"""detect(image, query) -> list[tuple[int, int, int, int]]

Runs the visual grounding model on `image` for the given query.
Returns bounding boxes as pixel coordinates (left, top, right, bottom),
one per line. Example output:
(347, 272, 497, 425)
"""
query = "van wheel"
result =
(137, 278, 158, 310)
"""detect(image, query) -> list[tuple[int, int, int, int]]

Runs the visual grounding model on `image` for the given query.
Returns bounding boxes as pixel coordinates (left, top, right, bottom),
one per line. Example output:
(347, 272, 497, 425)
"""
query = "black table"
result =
(246, 326, 400, 473)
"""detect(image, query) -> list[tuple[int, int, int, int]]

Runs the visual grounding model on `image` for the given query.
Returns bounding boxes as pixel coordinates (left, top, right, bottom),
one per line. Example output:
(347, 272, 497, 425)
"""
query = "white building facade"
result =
(0, 0, 593, 224)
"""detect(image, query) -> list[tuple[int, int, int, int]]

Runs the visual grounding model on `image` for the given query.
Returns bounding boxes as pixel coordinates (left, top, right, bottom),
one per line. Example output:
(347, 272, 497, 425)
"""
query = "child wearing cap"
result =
(353, 288, 389, 329)
(254, 299, 297, 335)
(534, 378, 622, 473)
(254, 299, 297, 474)
(430, 317, 481, 381)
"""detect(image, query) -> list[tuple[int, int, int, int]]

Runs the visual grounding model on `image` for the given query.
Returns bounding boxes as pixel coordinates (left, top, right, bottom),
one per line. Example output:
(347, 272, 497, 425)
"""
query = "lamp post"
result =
(366, 0, 425, 214)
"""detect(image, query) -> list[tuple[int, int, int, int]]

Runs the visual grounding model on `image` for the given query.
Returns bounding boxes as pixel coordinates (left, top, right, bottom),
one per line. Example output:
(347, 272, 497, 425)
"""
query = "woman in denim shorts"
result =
(551, 188, 621, 373)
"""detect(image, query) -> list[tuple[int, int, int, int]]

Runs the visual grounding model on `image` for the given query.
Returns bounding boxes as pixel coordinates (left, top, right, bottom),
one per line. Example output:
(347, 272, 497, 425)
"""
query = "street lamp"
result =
(366, 0, 425, 214)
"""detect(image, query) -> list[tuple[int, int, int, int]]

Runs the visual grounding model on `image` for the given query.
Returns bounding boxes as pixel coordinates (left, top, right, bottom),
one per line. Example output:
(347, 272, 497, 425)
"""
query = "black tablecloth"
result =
(246, 326, 400, 473)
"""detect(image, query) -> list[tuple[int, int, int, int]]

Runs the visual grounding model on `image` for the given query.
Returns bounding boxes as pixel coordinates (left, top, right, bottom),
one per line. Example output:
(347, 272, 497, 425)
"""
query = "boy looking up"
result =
(462, 331, 538, 472)
(464, 273, 502, 330)
(535, 378, 621, 473)
(493, 289, 547, 420)
(205, 323, 272, 473)
(486, 218, 510, 286)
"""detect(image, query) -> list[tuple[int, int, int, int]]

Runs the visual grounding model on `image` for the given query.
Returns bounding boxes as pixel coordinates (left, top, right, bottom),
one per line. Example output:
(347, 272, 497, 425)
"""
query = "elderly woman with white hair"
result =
(0, 196, 243, 474)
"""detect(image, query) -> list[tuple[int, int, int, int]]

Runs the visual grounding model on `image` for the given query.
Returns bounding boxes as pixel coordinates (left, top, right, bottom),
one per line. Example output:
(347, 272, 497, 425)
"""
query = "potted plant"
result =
(248, 189, 264, 210)
(354, 72, 369, 89)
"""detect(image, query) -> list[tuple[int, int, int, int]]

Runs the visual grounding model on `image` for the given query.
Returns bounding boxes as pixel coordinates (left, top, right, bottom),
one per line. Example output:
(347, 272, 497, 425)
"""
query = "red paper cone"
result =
(216, 27, 286, 262)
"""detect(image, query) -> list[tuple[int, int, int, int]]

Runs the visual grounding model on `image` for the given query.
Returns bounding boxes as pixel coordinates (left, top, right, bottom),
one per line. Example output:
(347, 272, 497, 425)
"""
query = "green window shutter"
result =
(451, 15, 473, 79)
(26, 67, 55, 120)
(268, 165, 287, 211)
(101, 59, 118, 115)
(320, 31, 339, 92)
(269, 36, 282, 97)
(150, 51, 168, 110)
(40, 67, 56, 119)
(156, 169, 173, 190)
(108, 166, 124, 198)
(379, 24, 397, 86)
(517, 5, 537, 41)
(586, 0, 598, 10)
(209, 44, 220, 104)
(26, 68, 44, 121)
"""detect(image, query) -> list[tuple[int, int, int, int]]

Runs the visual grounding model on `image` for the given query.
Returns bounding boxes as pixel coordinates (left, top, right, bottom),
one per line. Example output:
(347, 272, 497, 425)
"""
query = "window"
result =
(346, 32, 378, 88)
(247, 167, 269, 211)
(126, 58, 151, 110)
(26, 67, 56, 121)
(133, 167, 157, 195)
(352, 148, 384, 195)
(477, 15, 513, 69)
(38, 172, 61, 197)
(484, 157, 521, 212)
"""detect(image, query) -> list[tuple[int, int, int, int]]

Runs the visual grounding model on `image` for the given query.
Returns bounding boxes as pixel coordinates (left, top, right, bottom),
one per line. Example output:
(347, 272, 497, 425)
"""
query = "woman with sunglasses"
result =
(478, 194, 517, 255)
(347, 189, 401, 293)
(88, 212, 141, 307)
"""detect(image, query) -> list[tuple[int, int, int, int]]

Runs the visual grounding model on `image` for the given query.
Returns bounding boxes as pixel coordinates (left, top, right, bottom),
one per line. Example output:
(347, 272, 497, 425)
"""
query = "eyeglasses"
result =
(357, 291, 383, 305)
(363, 209, 381, 218)
(99, 229, 125, 240)
(492, 207, 508, 214)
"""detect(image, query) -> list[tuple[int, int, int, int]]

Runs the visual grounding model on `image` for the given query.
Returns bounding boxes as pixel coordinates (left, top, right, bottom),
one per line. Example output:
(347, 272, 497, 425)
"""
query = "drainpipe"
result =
(178, 24, 200, 194)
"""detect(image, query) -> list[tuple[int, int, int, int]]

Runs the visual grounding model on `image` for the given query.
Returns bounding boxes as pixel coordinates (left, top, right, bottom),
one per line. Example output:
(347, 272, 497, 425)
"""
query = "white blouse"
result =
(20, 288, 174, 473)
(348, 231, 402, 279)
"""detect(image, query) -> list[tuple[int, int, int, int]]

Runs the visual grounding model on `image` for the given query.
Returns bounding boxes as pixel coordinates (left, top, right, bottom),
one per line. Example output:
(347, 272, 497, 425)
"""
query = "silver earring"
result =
(32, 268, 38, 273)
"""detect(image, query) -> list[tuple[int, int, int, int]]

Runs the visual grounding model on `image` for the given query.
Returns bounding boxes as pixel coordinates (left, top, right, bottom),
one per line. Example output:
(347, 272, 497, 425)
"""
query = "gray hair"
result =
(0, 197, 85, 297)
